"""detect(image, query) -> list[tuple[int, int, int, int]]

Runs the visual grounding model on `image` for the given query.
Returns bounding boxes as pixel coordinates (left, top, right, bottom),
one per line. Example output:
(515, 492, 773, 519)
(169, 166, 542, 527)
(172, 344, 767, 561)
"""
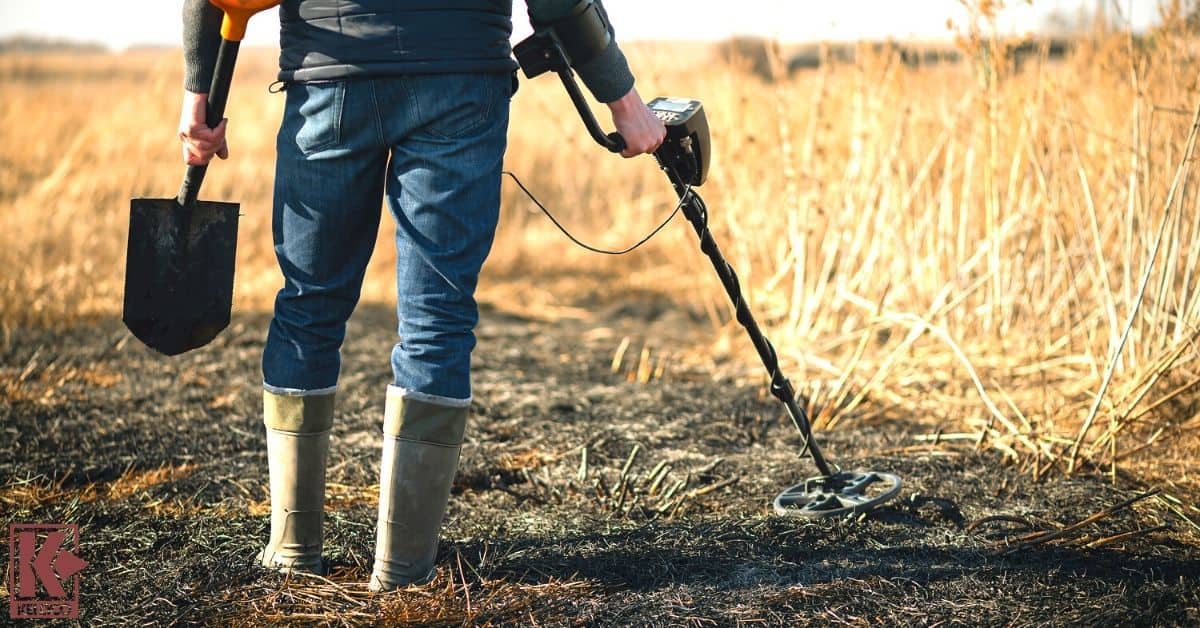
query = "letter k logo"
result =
(16, 528, 87, 598)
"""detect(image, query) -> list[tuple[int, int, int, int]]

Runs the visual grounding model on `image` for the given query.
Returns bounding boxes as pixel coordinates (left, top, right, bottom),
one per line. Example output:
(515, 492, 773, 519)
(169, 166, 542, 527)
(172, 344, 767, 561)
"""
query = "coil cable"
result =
(503, 168, 818, 464)
(502, 170, 689, 256)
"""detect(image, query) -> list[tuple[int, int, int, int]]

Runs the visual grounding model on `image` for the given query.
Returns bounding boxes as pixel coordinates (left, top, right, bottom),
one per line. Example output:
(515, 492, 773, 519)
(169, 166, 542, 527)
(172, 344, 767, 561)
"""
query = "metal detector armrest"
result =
(514, 1, 626, 153)
(513, 31, 568, 78)
(515, 0, 612, 76)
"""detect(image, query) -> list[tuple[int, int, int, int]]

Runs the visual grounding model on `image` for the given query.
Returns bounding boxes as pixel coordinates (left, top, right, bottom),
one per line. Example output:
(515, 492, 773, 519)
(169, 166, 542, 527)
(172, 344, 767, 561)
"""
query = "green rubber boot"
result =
(368, 388, 468, 592)
(257, 389, 334, 575)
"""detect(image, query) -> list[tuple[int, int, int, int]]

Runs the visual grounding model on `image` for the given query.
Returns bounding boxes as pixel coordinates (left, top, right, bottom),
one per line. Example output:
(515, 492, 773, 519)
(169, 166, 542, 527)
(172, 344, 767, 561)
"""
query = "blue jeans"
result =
(262, 73, 511, 403)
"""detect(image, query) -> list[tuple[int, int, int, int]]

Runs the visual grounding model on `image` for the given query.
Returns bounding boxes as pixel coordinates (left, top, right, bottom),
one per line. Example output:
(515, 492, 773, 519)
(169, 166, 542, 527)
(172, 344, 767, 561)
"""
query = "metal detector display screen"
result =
(654, 98, 693, 113)
(649, 98, 701, 126)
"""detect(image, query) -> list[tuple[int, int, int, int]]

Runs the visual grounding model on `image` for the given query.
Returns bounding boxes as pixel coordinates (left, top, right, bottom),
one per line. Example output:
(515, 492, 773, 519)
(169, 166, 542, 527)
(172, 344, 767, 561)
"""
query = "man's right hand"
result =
(179, 90, 229, 166)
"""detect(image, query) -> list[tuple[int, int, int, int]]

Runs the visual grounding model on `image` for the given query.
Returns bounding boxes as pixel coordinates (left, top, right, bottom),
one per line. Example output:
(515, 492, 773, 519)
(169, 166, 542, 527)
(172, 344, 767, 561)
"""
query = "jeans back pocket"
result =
(290, 81, 346, 155)
(410, 73, 508, 141)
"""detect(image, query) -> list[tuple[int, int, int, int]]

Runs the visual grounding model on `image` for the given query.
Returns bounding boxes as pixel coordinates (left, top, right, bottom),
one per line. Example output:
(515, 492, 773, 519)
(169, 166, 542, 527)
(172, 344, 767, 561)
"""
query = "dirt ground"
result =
(2, 301, 1198, 626)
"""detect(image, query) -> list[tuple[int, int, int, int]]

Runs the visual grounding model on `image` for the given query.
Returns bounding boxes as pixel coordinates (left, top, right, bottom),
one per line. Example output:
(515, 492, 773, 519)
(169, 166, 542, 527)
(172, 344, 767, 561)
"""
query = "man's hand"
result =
(607, 87, 665, 158)
(179, 90, 229, 166)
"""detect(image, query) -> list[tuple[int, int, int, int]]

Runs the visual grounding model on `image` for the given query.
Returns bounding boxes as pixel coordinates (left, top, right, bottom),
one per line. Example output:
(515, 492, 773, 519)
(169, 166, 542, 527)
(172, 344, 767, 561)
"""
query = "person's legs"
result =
(369, 72, 511, 590)
(260, 79, 388, 573)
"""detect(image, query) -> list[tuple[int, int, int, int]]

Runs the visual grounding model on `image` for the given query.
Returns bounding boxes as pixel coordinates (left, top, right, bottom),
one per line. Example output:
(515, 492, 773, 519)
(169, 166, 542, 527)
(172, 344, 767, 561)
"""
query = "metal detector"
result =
(514, 3, 902, 518)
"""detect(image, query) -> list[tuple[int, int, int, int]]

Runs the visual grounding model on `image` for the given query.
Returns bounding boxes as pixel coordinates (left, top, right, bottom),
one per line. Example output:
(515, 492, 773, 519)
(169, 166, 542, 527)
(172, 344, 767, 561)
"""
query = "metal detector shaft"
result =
(661, 167, 835, 478)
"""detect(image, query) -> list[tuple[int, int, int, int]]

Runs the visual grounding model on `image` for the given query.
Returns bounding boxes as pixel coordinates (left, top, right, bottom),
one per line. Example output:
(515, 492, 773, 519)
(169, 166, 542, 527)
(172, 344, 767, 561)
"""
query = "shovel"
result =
(123, 0, 279, 356)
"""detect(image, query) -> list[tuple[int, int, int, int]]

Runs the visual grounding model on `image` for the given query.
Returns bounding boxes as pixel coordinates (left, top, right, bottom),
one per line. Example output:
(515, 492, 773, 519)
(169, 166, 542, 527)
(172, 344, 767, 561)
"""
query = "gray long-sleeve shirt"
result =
(183, 0, 635, 102)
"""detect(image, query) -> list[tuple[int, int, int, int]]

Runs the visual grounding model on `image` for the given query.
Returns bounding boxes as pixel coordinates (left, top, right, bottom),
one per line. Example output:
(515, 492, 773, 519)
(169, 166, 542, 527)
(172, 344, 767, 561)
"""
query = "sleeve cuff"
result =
(575, 41, 635, 103)
(183, 69, 213, 94)
(182, 0, 223, 93)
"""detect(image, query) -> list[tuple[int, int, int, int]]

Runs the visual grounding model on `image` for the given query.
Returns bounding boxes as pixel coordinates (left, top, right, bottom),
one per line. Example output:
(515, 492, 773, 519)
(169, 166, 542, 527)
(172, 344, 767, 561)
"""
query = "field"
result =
(2, 12, 1200, 627)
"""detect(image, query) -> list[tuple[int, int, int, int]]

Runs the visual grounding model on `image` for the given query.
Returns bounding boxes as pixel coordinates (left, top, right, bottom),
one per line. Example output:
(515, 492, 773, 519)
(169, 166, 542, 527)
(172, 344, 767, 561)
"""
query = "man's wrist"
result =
(605, 87, 641, 112)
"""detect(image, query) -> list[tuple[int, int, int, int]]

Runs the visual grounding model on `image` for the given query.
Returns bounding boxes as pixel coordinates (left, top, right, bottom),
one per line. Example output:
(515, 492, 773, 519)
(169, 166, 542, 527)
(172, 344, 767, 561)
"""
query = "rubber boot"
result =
(368, 388, 468, 591)
(257, 389, 335, 575)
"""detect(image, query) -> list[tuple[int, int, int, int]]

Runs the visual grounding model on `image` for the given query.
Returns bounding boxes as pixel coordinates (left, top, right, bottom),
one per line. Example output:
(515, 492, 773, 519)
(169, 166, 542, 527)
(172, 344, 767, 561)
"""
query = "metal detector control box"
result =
(648, 97, 710, 187)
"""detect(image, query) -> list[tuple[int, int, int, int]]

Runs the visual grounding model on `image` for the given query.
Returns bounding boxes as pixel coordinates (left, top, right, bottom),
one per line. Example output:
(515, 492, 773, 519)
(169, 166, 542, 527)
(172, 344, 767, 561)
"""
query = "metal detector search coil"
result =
(773, 472, 903, 518)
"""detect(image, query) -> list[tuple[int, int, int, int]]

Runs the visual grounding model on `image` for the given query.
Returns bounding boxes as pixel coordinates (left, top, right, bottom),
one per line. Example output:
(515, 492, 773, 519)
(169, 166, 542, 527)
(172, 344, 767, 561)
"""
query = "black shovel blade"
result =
(123, 197, 239, 356)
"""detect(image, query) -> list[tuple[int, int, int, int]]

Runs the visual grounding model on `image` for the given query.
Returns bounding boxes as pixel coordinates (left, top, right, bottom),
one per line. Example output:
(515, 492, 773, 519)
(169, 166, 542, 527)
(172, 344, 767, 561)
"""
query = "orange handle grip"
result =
(207, 0, 281, 42)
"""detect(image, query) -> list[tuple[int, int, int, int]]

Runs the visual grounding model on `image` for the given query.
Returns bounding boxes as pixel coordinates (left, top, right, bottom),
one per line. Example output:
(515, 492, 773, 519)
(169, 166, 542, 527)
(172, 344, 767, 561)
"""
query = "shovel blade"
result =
(123, 197, 239, 356)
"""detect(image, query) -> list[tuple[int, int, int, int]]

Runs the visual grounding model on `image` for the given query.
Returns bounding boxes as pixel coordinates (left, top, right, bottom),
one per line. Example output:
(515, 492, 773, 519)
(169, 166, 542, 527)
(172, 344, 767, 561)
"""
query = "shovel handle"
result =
(177, 37, 240, 208)
(177, 2, 279, 206)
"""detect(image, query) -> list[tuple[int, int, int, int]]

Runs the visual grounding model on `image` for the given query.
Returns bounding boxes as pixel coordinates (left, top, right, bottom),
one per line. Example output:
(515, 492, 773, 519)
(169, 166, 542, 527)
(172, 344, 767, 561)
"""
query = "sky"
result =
(0, 0, 1163, 51)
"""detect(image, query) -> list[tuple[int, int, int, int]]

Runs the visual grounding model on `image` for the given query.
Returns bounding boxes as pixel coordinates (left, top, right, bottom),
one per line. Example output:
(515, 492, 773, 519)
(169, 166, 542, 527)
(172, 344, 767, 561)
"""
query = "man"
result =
(180, 0, 664, 591)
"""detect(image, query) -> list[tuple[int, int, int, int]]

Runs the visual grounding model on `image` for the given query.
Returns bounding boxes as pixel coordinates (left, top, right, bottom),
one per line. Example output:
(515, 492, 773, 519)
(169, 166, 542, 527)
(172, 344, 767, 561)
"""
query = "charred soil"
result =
(2, 303, 1198, 626)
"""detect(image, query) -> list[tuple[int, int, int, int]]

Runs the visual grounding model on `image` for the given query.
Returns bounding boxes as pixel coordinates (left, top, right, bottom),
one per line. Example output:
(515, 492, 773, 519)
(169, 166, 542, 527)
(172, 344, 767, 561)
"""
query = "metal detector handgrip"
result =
(558, 71, 626, 153)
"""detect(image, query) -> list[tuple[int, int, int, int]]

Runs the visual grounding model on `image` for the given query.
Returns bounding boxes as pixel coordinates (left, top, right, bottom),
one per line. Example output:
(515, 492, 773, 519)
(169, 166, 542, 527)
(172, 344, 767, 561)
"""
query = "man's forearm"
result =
(525, 0, 635, 103)
(183, 0, 224, 92)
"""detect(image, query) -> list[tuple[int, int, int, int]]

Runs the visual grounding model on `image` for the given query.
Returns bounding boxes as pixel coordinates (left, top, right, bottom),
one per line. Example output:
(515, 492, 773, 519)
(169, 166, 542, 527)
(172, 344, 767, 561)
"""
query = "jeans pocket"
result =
(412, 73, 505, 141)
(291, 81, 346, 155)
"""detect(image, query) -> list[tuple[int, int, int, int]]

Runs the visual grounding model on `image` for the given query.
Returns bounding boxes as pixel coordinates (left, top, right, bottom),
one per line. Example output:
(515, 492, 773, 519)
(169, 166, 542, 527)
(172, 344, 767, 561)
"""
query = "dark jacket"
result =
(183, 0, 634, 102)
(276, 0, 517, 82)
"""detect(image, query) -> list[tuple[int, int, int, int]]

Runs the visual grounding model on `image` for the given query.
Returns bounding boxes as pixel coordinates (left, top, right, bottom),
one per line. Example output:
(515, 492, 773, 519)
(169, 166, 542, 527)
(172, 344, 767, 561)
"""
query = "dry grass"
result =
(2, 13, 1199, 493)
(218, 570, 601, 627)
(0, 336, 128, 404)
(0, 462, 198, 512)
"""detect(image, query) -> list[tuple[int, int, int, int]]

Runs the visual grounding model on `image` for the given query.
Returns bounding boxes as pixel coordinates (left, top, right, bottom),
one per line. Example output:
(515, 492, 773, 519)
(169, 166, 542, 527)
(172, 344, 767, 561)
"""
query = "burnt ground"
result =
(1, 301, 1198, 626)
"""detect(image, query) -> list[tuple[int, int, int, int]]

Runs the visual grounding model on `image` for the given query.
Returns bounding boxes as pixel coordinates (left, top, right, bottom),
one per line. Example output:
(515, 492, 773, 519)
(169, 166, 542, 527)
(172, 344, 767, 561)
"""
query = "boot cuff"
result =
(386, 385, 470, 408)
(383, 386, 468, 445)
(264, 389, 336, 433)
